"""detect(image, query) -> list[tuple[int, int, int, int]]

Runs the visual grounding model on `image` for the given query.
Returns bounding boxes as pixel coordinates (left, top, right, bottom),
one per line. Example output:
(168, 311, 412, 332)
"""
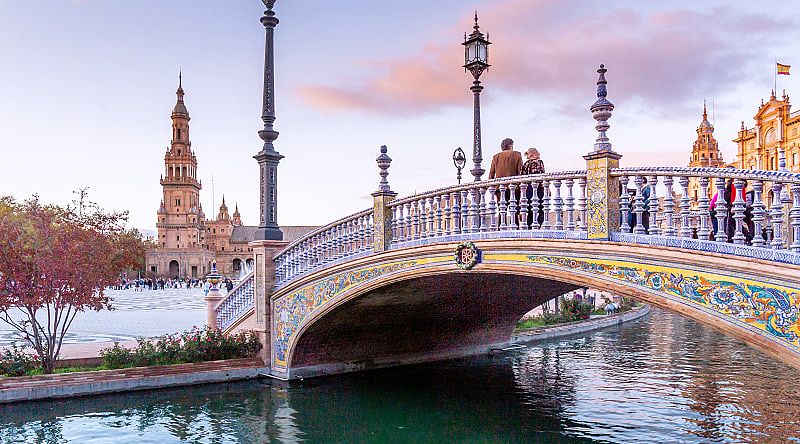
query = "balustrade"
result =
(272, 167, 800, 290)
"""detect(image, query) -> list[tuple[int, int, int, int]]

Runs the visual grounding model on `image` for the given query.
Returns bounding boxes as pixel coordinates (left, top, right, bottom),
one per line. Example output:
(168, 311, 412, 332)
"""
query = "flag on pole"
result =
(777, 62, 791, 75)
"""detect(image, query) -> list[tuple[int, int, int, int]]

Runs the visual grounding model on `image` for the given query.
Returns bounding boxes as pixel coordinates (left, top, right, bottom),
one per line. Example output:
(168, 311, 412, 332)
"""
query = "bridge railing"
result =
(215, 270, 255, 331)
(387, 171, 589, 245)
(611, 167, 800, 256)
(274, 209, 374, 287)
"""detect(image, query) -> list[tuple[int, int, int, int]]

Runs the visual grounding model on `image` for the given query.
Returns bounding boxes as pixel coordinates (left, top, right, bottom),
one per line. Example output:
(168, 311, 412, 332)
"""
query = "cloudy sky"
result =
(0, 0, 797, 231)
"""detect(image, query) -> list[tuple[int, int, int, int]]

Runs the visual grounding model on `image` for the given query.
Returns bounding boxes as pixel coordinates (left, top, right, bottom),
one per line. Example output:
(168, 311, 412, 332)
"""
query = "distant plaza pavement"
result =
(0, 288, 208, 351)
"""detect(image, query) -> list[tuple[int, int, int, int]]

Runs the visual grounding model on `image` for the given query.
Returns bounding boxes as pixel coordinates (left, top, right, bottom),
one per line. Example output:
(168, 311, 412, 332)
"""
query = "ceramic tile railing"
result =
(611, 167, 800, 258)
(215, 271, 255, 331)
(274, 209, 375, 288)
(387, 171, 589, 244)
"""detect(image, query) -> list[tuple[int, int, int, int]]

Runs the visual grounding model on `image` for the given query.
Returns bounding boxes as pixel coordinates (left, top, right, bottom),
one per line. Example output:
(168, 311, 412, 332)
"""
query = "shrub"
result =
(100, 327, 262, 370)
(0, 344, 38, 377)
(99, 342, 132, 368)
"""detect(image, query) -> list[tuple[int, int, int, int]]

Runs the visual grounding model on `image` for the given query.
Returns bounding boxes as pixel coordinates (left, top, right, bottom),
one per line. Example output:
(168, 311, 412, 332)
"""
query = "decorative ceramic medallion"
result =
(454, 242, 480, 270)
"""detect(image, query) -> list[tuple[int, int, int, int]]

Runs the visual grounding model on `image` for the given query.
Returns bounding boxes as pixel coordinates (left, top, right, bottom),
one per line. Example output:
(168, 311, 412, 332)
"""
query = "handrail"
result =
(215, 271, 255, 331)
(273, 208, 373, 259)
(388, 171, 587, 208)
(612, 166, 800, 183)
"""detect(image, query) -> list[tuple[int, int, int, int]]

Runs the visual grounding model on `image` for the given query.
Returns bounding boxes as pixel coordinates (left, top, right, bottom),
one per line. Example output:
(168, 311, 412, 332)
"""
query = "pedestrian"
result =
(521, 147, 545, 227)
(488, 138, 523, 180)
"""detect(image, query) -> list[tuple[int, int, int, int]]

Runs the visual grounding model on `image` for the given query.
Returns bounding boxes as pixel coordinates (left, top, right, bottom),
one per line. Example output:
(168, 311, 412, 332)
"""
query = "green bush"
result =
(0, 344, 38, 377)
(100, 327, 262, 370)
(560, 298, 594, 322)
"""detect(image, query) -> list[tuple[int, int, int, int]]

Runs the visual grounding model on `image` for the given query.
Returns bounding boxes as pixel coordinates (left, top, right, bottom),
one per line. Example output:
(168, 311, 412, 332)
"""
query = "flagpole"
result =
(774, 58, 777, 94)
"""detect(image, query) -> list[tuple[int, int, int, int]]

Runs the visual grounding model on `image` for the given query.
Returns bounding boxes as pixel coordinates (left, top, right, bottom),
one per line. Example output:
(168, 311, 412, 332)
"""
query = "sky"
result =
(0, 0, 798, 232)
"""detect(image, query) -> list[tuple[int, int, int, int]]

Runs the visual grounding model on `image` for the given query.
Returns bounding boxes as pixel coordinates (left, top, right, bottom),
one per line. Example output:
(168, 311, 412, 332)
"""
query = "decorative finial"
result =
(376, 145, 393, 193)
(741, 121, 745, 130)
(703, 99, 707, 119)
(179, 70, 182, 89)
(771, 89, 776, 100)
(474, 11, 479, 30)
(590, 64, 615, 153)
(262, 0, 276, 10)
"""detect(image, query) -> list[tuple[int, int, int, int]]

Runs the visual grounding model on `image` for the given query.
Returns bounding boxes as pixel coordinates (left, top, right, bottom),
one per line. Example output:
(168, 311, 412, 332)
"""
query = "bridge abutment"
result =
(250, 239, 288, 367)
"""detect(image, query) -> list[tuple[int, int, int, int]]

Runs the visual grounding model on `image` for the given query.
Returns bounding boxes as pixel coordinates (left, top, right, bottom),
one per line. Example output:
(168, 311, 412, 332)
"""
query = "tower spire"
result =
(703, 99, 707, 121)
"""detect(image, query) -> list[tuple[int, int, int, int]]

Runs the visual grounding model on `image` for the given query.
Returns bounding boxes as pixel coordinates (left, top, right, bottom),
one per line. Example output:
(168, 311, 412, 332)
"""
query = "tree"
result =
(0, 191, 143, 373)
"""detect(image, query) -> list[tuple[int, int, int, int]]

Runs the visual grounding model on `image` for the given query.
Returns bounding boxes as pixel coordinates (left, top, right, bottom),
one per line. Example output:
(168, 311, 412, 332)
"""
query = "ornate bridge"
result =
(213, 68, 800, 380)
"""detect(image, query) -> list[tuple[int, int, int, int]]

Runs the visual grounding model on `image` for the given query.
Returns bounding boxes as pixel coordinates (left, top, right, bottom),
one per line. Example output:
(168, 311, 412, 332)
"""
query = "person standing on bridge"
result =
(489, 138, 523, 227)
(488, 138, 523, 180)
(521, 147, 546, 227)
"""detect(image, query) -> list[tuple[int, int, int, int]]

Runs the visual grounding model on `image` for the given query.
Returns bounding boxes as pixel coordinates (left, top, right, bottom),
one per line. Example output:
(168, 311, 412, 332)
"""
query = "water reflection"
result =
(0, 308, 799, 443)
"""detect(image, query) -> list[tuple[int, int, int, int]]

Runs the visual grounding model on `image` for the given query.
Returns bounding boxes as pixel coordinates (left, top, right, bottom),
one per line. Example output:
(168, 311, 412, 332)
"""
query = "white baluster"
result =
(498, 184, 508, 230)
(470, 188, 480, 233)
(732, 179, 747, 244)
(565, 178, 575, 231)
(507, 183, 519, 230)
(541, 180, 551, 230)
(553, 179, 564, 231)
(678, 176, 691, 238)
(648, 175, 660, 235)
(771, 181, 785, 249)
(697, 177, 711, 240)
(577, 177, 587, 232)
(662, 176, 675, 237)
(487, 186, 498, 231)
(519, 182, 530, 230)
(713, 177, 727, 243)
(435, 195, 444, 237)
(751, 180, 766, 247)
(619, 175, 631, 234)
(632, 175, 646, 235)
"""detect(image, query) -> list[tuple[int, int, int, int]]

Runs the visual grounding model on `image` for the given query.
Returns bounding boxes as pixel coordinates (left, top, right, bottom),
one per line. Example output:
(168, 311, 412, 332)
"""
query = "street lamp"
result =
(463, 12, 491, 182)
(453, 147, 466, 184)
(254, 0, 284, 241)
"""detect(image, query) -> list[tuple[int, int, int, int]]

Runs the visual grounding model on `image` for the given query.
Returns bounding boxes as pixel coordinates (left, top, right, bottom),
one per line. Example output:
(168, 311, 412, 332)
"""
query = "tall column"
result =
(584, 64, 622, 240)
(254, 0, 285, 241)
(372, 145, 397, 252)
(470, 80, 485, 181)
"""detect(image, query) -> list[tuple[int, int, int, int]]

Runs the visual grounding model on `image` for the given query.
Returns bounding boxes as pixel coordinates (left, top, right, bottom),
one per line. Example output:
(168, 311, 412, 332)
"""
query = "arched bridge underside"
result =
(269, 239, 800, 379)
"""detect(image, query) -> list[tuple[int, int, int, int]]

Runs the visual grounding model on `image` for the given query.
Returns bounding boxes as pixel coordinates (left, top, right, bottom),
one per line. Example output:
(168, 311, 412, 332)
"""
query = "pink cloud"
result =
(297, 0, 795, 116)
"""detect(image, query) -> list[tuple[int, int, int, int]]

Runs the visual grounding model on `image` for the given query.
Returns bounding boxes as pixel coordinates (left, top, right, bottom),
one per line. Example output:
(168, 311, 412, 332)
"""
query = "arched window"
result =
(765, 128, 776, 144)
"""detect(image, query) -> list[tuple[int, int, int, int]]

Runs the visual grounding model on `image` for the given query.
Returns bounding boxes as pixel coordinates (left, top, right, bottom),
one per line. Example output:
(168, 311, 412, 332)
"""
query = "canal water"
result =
(1, 307, 799, 443)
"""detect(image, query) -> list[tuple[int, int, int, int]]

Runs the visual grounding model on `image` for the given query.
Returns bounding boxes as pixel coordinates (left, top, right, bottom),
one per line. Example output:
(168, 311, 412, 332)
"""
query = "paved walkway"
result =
(0, 358, 268, 404)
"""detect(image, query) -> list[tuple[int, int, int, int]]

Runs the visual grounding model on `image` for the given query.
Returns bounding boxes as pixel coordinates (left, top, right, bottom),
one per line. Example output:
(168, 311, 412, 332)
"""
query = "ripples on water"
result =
(1, 308, 799, 443)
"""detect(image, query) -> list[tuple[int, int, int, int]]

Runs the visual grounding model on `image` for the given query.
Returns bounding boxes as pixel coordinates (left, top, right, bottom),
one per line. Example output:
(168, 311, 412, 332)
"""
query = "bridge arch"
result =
(270, 239, 800, 379)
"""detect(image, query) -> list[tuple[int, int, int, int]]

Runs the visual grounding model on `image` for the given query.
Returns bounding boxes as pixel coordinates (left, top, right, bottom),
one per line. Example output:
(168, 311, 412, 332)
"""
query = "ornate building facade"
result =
(733, 90, 800, 172)
(145, 80, 259, 279)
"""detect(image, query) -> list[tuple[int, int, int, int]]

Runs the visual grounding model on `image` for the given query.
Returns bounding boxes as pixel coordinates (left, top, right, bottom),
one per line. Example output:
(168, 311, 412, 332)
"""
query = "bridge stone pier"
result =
(212, 65, 800, 380)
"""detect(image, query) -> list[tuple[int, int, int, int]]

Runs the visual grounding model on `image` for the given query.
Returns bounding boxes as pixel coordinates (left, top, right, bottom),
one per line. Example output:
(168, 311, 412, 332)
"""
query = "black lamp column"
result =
(254, 0, 284, 241)
(463, 12, 491, 182)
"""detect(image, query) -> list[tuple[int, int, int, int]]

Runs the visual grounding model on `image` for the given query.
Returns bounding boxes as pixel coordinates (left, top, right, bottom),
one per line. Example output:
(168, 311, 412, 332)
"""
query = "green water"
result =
(1, 308, 799, 443)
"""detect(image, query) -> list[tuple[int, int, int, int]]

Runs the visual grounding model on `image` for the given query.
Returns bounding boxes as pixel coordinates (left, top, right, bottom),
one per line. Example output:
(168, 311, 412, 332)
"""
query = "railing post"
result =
(204, 261, 223, 330)
(584, 64, 622, 240)
(372, 145, 397, 252)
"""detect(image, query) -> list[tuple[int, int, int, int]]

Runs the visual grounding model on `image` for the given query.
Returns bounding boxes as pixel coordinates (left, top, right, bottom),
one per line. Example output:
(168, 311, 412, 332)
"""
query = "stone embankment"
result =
(511, 304, 651, 345)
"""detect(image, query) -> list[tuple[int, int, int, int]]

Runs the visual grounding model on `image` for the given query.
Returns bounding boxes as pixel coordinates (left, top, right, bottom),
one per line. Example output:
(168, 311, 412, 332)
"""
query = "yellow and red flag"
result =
(777, 62, 791, 75)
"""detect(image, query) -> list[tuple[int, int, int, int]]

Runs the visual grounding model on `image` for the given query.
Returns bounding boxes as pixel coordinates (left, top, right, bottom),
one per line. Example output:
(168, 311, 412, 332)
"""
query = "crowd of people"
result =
(111, 277, 237, 293)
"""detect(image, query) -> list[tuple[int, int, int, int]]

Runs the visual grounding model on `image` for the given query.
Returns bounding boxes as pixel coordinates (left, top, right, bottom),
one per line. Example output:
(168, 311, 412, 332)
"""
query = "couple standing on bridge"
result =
(487, 137, 546, 227)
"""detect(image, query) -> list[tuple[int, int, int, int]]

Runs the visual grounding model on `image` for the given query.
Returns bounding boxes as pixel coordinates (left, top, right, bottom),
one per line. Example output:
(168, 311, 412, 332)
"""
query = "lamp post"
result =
(453, 147, 466, 184)
(463, 12, 491, 182)
(254, 0, 284, 241)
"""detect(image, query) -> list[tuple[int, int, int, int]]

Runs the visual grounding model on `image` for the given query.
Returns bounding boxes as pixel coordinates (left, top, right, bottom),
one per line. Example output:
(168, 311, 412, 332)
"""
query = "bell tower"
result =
(156, 74, 204, 250)
(689, 101, 724, 168)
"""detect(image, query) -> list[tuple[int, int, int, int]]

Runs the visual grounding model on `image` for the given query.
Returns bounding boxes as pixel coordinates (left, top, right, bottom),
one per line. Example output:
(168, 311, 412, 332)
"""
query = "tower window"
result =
(710, 153, 714, 159)
(177, 128, 182, 139)
(177, 235, 180, 241)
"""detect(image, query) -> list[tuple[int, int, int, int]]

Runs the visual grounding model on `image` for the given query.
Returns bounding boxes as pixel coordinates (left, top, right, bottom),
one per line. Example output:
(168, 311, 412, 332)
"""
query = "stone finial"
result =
(376, 145, 392, 193)
(262, 0, 276, 9)
(590, 64, 615, 153)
